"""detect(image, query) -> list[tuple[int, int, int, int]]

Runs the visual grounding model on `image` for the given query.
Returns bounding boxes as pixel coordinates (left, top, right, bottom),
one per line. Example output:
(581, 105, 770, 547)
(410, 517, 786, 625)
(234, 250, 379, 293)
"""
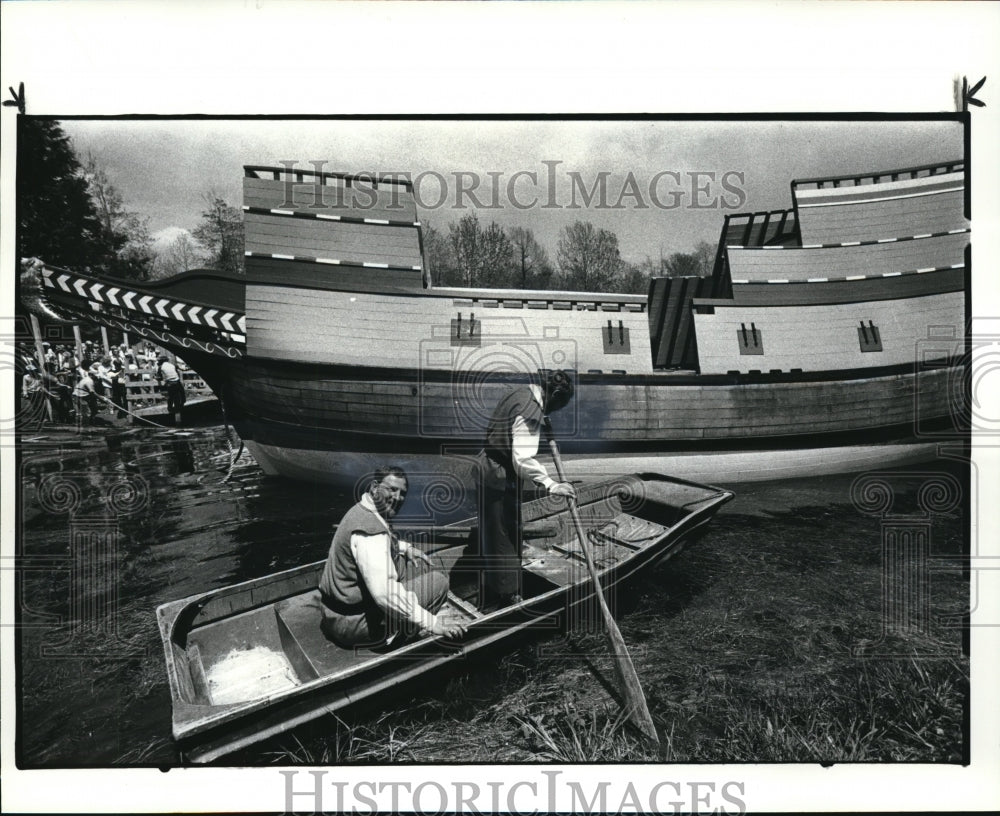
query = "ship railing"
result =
(719, 208, 799, 248)
(244, 164, 414, 191)
(124, 369, 214, 411)
(792, 160, 964, 191)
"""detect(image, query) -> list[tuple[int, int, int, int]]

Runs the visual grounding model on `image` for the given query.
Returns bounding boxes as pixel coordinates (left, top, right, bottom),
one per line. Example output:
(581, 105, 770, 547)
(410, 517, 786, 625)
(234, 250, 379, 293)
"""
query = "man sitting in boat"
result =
(318, 466, 467, 649)
(478, 370, 577, 611)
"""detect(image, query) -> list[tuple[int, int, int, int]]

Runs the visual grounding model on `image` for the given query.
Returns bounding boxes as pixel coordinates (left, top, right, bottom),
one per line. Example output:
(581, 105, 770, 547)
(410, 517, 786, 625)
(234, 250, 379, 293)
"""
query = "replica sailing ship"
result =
(35, 159, 968, 488)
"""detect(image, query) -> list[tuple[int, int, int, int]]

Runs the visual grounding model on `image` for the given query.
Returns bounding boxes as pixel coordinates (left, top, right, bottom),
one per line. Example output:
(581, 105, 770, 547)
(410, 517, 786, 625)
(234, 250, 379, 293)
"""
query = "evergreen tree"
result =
(17, 119, 106, 269)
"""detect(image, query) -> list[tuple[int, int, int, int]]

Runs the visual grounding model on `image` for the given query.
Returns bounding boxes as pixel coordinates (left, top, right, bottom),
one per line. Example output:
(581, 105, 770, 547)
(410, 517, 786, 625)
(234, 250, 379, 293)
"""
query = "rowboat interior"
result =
(156, 473, 733, 761)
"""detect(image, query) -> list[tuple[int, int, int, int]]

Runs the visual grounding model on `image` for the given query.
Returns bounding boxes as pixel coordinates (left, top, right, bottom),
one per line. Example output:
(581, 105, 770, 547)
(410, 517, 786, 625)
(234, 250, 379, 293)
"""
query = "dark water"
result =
(15, 427, 968, 767)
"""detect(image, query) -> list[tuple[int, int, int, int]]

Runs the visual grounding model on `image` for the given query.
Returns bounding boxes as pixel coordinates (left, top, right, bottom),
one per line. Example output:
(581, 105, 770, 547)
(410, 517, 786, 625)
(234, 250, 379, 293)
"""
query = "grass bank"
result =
(243, 469, 967, 765)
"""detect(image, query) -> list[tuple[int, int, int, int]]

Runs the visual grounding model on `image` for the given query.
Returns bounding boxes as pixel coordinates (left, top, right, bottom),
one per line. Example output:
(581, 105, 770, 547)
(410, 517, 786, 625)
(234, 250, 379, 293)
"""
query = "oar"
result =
(544, 419, 660, 746)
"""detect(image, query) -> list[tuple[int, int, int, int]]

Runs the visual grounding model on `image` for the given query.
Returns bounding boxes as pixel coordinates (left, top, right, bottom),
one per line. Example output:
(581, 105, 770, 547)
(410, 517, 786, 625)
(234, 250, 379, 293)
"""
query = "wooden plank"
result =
(445, 592, 482, 620)
(247, 216, 421, 246)
(727, 232, 968, 283)
(246, 283, 653, 372)
(187, 643, 211, 703)
(646, 279, 670, 369)
(233, 371, 950, 445)
(244, 177, 418, 222)
(246, 213, 422, 249)
(134, 270, 247, 313)
(244, 221, 423, 267)
(657, 278, 683, 368)
(797, 189, 965, 245)
(693, 291, 963, 374)
(246, 257, 422, 291)
(728, 269, 964, 306)
(244, 174, 417, 205)
(793, 172, 963, 204)
(671, 277, 699, 368)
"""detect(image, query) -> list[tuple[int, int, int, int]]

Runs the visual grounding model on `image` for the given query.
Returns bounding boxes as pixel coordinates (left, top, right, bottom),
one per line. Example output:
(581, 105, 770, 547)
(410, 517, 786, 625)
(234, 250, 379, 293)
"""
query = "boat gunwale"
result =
(156, 474, 734, 746)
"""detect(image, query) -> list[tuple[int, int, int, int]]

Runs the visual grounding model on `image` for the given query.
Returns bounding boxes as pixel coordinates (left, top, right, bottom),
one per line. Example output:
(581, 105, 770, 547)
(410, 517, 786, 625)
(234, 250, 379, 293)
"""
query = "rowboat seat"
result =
(274, 591, 372, 678)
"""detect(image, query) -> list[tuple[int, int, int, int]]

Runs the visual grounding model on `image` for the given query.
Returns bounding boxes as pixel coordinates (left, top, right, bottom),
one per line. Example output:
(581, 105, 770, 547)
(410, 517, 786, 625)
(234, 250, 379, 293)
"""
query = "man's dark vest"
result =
(484, 386, 543, 470)
(318, 501, 403, 612)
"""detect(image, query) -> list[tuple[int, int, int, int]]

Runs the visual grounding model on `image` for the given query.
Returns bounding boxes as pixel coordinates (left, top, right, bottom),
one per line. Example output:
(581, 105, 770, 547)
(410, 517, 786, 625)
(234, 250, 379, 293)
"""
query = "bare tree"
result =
(556, 221, 624, 292)
(193, 192, 244, 276)
(508, 226, 554, 289)
(477, 222, 515, 287)
(449, 212, 482, 287)
(422, 222, 459, 287)
(153, 232, 208, 279)
(692, 240, 718, 277)
(663, 251, 703, 278)
(619, 260, 655, 294)
(82, 153, 154, 279)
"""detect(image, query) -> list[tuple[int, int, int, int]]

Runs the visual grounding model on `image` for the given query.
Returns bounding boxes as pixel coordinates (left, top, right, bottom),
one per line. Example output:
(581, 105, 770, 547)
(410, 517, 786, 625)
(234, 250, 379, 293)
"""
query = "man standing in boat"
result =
(478, 370, 576, 610)
(319, 466, 467, 648)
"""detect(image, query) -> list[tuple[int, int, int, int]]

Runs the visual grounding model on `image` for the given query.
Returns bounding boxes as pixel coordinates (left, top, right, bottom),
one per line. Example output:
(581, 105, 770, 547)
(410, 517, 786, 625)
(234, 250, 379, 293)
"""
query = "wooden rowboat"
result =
(155, 472, 734, 762)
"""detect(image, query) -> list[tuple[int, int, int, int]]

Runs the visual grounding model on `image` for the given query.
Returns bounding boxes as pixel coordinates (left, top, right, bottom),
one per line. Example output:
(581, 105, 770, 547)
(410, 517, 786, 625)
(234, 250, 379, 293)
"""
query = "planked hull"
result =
(156, 473, 734, 762)
(189, 353, 960, 488)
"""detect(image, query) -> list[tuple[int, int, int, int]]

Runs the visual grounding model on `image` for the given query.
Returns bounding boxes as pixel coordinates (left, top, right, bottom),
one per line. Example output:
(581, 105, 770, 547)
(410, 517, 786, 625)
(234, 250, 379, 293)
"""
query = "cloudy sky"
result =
(61, 118, 963, 264)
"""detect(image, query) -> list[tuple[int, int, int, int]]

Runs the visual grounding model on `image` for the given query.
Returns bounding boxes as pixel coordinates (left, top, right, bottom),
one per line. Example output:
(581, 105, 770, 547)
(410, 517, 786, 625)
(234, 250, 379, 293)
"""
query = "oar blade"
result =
(591, 580, 658, 745)
(544, 419, 659, 746)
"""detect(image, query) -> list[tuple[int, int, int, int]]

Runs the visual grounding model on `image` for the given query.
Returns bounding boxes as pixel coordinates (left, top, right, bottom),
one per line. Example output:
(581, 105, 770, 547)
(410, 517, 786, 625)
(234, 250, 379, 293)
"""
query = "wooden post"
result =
(101, 327, 111, 356)
(28, 314, 47, 372)
(29, 314, 54, 422)
(123, 331, 131, 352)
(73, 325, 83, 368)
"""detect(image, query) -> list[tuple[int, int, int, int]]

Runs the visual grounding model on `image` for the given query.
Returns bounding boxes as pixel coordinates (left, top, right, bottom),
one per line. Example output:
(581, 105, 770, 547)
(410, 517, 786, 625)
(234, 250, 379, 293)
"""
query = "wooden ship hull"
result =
(38, 160, 968, 485)
(155, 472, 734, 762)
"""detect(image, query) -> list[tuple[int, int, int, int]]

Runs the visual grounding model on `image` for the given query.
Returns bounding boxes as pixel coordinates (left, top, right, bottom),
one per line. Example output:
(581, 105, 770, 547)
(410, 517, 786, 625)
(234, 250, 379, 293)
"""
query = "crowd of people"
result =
(18, 338, 186, 426)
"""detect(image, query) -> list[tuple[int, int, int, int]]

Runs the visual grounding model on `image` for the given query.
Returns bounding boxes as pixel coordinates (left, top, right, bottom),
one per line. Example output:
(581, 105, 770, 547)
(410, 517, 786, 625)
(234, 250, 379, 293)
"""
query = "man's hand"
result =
(404, 545, 434, 566)
(549, 481, 576, 499)
(429, 617, 467, 639)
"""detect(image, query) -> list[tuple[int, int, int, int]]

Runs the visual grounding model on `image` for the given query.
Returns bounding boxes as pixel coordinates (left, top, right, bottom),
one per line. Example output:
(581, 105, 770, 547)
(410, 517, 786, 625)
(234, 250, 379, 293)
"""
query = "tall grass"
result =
(251, 479, 968, 765)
